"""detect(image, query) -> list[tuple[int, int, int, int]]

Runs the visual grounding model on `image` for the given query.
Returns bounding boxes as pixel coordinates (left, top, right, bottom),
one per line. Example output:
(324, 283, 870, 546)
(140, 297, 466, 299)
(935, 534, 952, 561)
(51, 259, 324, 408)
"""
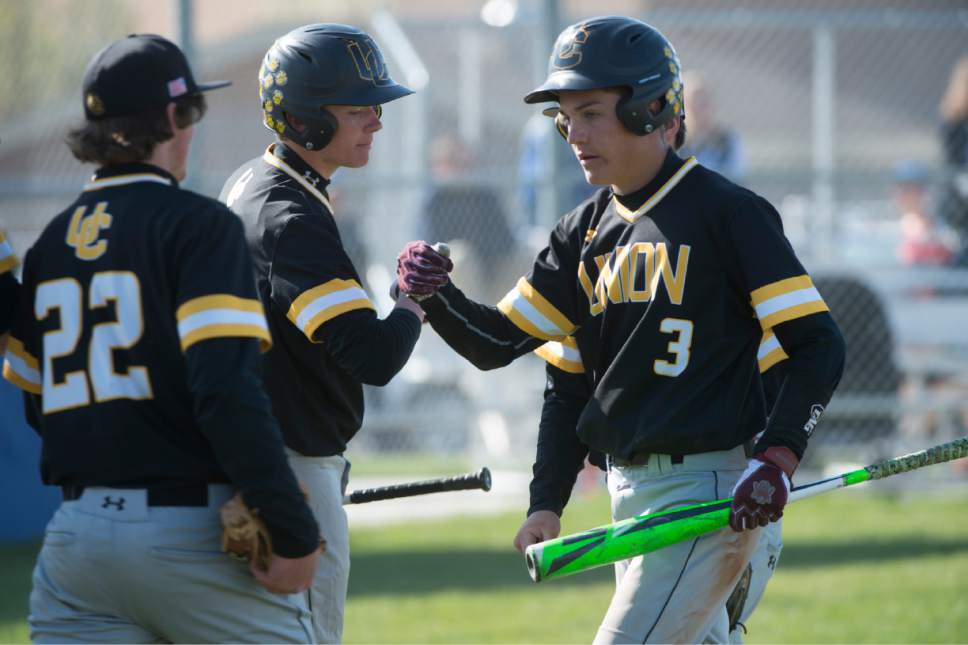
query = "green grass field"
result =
(2, 490, 967, 643)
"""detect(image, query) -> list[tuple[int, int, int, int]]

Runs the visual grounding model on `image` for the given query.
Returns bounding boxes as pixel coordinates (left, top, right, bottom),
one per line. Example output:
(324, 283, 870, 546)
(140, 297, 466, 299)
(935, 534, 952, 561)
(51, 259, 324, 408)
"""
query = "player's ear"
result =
(165, 102, 180, 132)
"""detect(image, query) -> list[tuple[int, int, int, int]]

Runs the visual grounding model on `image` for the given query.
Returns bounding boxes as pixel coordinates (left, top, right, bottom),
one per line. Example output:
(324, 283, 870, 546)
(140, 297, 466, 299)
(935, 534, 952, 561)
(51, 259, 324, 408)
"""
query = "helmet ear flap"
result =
(282, 107, 339, 151)
(615, 94, 655, 136)
(616, 87, 682, 137)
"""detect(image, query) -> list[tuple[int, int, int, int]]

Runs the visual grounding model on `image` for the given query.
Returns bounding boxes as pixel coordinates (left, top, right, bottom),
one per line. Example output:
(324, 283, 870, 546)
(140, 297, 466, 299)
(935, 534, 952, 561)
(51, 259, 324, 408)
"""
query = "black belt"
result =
(61, 484, 211, 507)
(609, 452, 684, 468)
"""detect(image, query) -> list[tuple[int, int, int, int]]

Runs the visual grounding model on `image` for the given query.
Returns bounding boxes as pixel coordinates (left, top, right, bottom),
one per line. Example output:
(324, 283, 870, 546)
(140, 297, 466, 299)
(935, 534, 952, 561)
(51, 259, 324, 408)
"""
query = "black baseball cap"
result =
(82, 34, 231, 120)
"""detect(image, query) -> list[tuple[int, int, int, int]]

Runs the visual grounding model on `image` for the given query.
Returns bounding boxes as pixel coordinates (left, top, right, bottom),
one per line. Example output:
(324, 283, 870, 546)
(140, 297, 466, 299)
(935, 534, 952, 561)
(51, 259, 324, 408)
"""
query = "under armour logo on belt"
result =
(101, 496, 126, 511)
(302, 170, 320, 187)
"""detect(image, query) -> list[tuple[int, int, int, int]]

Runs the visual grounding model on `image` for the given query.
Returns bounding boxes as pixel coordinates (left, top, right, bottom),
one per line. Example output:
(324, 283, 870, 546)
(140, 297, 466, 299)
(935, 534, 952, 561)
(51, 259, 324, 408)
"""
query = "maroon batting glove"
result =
(728, 446, 798, 532)
(396, 241, 454, 298)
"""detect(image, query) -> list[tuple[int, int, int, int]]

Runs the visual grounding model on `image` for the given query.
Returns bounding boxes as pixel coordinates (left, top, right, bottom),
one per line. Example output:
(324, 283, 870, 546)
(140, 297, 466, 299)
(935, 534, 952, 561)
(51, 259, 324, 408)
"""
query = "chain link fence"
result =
(2, 1, 968, 472)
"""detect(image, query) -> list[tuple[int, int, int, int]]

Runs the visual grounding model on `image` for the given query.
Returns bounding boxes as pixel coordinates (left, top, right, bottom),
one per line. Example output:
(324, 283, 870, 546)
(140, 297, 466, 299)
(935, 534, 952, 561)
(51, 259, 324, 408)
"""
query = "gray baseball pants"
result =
(29, 484, 314, 643)
(594, 446, 762, 644)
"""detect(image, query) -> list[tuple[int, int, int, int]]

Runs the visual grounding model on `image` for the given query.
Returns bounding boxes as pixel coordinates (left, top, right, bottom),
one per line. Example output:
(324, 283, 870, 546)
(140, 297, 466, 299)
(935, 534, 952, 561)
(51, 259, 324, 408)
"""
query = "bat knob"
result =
(479, 467, 492, 492)
(432, 242, 451, 258)
(525, 547, 540, 582)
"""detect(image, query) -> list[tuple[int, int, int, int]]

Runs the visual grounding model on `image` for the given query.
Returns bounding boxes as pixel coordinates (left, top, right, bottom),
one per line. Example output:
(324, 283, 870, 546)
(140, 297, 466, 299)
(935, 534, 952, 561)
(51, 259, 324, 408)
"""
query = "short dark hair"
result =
(674, 116, 687, 150)
(66, 94, 206, 166)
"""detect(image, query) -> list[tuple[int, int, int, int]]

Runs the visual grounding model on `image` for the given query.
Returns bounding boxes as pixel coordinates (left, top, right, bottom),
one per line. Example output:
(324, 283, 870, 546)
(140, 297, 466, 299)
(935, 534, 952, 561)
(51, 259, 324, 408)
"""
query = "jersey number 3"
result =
(654, 318, 693, 377)
(36, 272, 153, 413)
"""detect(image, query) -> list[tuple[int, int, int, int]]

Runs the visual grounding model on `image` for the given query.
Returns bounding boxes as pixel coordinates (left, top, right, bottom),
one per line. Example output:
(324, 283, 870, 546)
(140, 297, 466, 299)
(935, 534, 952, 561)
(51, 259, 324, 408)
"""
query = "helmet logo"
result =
(86, 93, 105, 116)
(348, 37, 392, 87)
(552, 23, 590, 70)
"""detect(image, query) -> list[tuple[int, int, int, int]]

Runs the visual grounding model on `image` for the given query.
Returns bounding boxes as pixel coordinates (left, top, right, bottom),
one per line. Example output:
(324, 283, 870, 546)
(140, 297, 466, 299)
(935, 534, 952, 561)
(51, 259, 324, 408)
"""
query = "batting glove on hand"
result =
(729, 446, 798, 532)
(395, 241, 453, 299)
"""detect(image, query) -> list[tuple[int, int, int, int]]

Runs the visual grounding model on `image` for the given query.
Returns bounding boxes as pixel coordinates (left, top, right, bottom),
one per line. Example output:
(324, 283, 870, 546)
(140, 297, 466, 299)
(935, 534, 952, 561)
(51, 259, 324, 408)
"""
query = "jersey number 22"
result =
(36, 272, 153, 413)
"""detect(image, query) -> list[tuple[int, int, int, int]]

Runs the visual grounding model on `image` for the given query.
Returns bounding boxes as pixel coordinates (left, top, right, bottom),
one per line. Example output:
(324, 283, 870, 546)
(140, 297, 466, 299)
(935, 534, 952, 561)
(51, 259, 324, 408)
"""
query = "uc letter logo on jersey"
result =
(348, 38, 391, 86)
(553, 23, 590, 70)
(66, 201, 113, 261)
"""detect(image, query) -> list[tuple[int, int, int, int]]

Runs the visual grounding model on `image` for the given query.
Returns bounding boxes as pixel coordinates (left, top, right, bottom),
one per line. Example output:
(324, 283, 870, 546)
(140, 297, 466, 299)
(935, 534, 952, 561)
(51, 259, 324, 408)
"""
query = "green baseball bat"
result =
(526, 436, 968, 583)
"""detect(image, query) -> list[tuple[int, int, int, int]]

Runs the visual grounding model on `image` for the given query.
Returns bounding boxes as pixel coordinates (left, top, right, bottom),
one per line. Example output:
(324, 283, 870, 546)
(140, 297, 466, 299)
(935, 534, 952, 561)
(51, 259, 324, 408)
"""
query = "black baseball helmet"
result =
(525, 16, 683, 137)
(259, 24, 413, 150)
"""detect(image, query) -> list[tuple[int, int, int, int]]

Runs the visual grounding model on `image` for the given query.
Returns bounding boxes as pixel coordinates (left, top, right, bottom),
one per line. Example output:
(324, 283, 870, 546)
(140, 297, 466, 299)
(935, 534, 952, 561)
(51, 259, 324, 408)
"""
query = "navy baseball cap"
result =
(82, 34, 231, 120)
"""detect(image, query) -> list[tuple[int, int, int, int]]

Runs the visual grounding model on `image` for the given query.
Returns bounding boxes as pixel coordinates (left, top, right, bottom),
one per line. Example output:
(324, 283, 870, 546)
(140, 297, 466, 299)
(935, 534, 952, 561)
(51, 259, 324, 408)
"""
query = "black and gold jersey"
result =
(0, 228, 19, 334)
(536, 327, 789, 377)
(530, 331, 790, 516)
(3, 163, 272, 483)
(2, 163, 319, 556)
(423, 150, 844, 460)
(222, 143, 419, 456)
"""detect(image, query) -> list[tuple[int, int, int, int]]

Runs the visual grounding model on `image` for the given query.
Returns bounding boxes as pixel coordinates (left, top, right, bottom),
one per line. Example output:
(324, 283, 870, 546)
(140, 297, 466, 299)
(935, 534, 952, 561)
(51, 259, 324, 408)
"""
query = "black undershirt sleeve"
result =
(753, 313, 846, 460)
(0, 271, 19, 334)
(314, 307, 422, 386)
(421, 282, 544, 370)
(185, 337, 321, 558)
(528, 364, 592, 517)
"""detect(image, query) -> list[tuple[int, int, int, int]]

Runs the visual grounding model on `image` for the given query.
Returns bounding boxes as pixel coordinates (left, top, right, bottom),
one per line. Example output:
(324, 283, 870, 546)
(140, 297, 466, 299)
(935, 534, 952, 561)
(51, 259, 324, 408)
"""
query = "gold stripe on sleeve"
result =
(176, 294, 264, 321)
(750, 275, 815, 307)
(3, 361, 42, 394)
(6, 336, 39, 370)
(759, 300, 830, 331)
(287, 279, 364, 323)
(300, 298, 376, 342)
(180, 323, 272, 353)
(534, 343, 585, 374)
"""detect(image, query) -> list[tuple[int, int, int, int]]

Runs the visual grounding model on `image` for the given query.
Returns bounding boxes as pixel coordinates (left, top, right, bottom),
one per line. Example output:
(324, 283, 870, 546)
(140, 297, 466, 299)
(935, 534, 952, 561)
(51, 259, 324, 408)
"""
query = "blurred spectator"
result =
(679, 71, 747, 182)
(422, 132, 519, 302)
(939, 54, 968, 265)
(892, 159, 955, 266)
(518, 112, 595, 227)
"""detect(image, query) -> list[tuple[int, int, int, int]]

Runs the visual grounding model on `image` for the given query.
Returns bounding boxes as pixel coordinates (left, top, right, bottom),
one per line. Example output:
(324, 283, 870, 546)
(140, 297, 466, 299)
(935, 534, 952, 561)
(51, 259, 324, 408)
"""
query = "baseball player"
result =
(398, 16, 845, 643)
(519, 331, 790, 642)
(2, 34, 321, 643)
(220, 24, 439, 644)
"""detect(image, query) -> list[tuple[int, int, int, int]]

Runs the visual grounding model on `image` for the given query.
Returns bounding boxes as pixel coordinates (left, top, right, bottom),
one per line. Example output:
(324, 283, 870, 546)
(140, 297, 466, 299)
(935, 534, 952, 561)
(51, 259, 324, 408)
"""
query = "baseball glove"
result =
(220, 494, 273, 571)
(726, 562, 753, 632)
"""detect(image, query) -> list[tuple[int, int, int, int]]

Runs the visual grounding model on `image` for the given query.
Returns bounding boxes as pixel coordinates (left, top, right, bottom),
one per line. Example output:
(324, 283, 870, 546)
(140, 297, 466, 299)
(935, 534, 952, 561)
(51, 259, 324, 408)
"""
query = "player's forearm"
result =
(186, 338, 320, 556)
(529, 429, 588, 515)
(318, 308, 422, 386)
(421, 282, 542, 370)
(529, 367, 592, 516)
(756, 313, 846, 459)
